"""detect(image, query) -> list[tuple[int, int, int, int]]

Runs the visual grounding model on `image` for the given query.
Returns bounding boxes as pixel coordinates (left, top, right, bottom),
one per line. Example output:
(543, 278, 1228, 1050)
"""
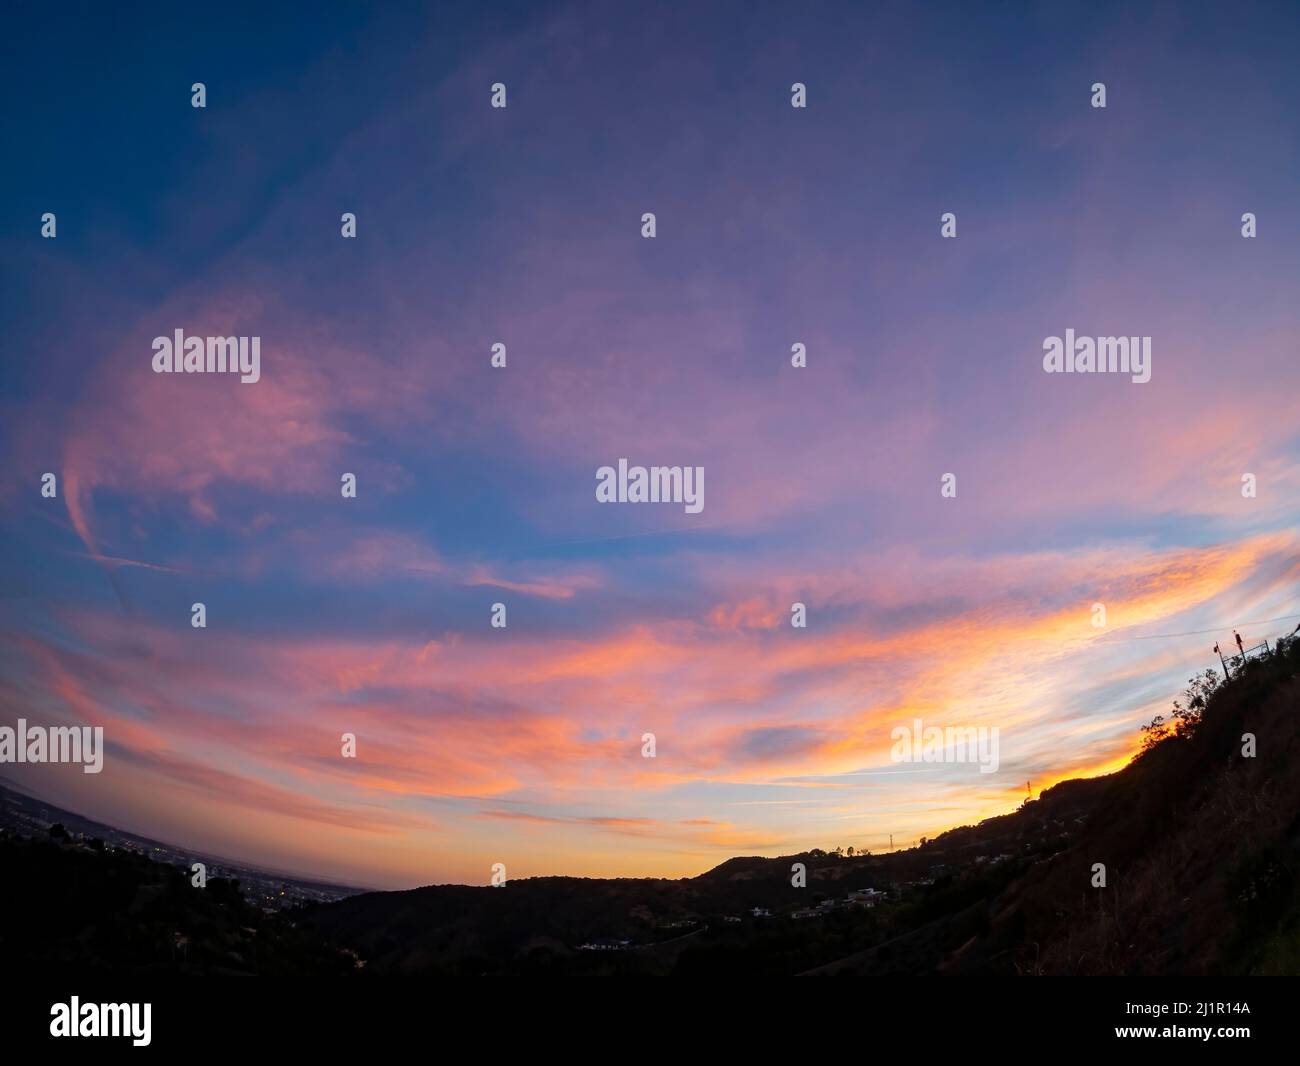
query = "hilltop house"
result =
(578, 938, 632, 952)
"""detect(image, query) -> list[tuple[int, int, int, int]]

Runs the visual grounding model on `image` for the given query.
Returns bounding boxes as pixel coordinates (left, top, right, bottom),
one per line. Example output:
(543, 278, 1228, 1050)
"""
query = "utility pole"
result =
(889, 833, 893, 852)
(1214, 642, 1230, 680)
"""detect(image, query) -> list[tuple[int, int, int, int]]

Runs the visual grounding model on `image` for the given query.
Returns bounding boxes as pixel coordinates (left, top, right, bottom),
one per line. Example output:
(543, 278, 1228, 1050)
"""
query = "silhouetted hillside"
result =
(6, 637, 1296, 976)
(0, 834, 355, 976)
(934, 636, 1300, 976)
(813, 635, 1300, 975)
(304, 637, 1300, 976)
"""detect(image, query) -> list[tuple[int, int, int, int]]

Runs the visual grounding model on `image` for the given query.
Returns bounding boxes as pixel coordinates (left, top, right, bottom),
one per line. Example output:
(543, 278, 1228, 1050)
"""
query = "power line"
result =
(1064, 611, 1300, 647)
(1109, 612, 1300, 642)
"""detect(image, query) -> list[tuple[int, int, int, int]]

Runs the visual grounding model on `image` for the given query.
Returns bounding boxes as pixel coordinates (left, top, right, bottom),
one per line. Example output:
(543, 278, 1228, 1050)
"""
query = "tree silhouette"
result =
(1141, 670, 1220, 751)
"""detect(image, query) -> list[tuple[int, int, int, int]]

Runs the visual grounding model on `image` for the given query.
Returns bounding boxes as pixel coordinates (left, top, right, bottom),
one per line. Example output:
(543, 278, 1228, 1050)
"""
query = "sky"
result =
(1, 1, 1298, 890)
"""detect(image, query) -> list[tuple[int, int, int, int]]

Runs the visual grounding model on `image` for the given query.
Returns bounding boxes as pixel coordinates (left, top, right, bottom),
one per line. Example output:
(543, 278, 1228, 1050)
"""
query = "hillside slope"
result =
(306, 637, 1300, 976)
(812, 636, 1300, 975)
(942, 637, 1300, 975)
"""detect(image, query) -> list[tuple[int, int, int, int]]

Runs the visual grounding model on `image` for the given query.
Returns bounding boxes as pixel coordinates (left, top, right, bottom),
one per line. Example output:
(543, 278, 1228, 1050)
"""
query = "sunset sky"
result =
(2, 2, 1299, 890)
